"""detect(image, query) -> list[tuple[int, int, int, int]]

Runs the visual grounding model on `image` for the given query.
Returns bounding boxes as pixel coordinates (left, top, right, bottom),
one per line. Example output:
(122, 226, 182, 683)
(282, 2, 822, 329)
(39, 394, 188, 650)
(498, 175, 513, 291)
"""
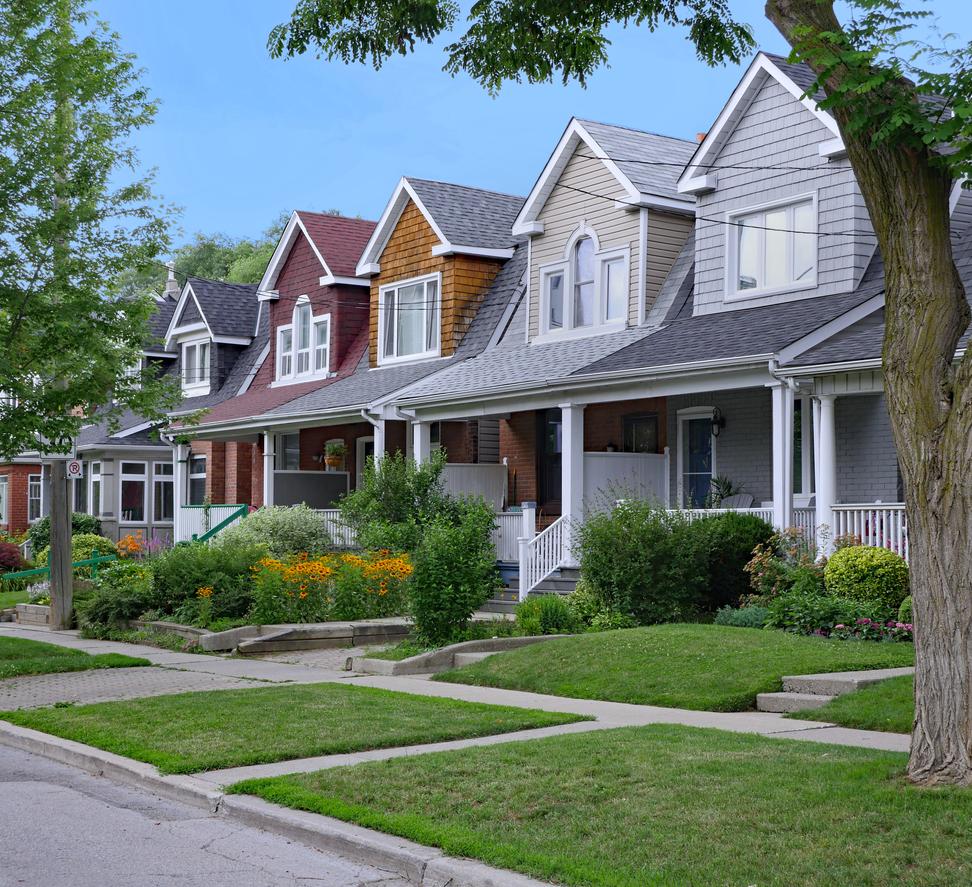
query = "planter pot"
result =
(324, 456, 343, 470)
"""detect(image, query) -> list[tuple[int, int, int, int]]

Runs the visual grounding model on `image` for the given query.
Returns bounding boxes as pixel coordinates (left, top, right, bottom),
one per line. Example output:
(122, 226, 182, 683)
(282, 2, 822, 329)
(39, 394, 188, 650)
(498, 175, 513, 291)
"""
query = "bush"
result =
(27, 513, 102, 554)
(76, 560, 156, 629)
(713, 605, 770, 628)
(36, 533, 115, 577)
(0, 541, 23, 573)
(765, 588, 869, 636)
(690, 512, 775, 609)
(744, 528, 819, 602)
(824, 546, 910, 617)
(214, 505, 332, 558)
(898, 595, 912, 624)
(515, 595, 580, 636)
(249, 551, 412, 624)
(577, 501, 708, 625)
(410, 498, 500, 645)
(339, 450, 454, 552)
(151, 541, 265, 625)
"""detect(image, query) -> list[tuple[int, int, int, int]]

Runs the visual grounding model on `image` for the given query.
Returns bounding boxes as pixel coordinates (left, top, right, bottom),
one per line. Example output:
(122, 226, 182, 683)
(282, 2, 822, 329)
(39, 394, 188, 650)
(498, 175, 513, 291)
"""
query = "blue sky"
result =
(96, 0, 968, 249)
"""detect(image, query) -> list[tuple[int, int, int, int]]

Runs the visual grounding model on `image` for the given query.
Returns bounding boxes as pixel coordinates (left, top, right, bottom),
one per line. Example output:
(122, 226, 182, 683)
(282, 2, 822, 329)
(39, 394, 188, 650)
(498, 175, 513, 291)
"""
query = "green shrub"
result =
(689, 512, 775, 609)
(410, 498, 500, 645)
(339, 450, 454, 552)
(214, 505, 331, 558)
(36, 533, 115, 577)
(27, 513, 102, 554)
(713, 605, 770, 628)
(898, 595, 913, 624)
(765, 588, 869, 635)
(152, 541, 265, 624)
(589, 609, 638, 631)
(577, 501, 707, 625)
(515, 595, 580, 636)
(76, 560, 156, 629)
(744, 528, 819, 602)
(824, 546, 910, 617)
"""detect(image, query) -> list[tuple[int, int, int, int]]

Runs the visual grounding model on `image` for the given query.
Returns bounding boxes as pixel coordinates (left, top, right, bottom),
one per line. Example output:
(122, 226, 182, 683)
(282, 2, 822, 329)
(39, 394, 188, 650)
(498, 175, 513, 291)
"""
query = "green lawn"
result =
(0, 682, 586, 774)
(0, 636, 148, 680)
(232, 724, 972, 887)
(789, 674, 914, 733)
(0, 588, 29, 609)
(435, 624, 915, 711)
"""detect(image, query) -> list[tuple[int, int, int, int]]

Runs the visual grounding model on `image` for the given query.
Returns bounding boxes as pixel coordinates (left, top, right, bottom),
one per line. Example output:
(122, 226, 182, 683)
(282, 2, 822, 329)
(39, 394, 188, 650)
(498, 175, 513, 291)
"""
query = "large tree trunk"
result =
(767, 0, 972, 785)
(48, 460, 73, 630)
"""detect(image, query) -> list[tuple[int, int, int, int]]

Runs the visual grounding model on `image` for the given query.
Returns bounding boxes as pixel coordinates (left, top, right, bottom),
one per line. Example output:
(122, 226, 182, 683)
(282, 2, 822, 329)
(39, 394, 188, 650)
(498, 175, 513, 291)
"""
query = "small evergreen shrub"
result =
(689, 512, 775, 609)
(824, 545, 910, 617)
(515, 594, 580, 636)
(898, 595, 913, 624)
(713, 605, 770, 628)
(0, 541, 23, 573)
(27, 513, 102, 554)
(214, 505, 331, 558)
(410, 498, 500, 645)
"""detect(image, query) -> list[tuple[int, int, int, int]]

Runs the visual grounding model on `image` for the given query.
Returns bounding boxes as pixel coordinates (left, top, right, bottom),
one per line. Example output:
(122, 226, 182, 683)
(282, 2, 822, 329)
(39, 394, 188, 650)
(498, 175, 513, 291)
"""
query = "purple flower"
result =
(835, 624, 845, 630)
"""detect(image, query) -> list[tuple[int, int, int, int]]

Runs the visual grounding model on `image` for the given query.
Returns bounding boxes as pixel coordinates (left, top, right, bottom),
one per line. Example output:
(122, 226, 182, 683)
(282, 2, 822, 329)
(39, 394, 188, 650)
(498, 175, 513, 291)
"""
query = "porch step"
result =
(756, 692, 837, 713)
(531, 567, 581, 597)
(781, 667, 914, 697)
(453, 651, 497, 667)
(480, 598, 517, 615)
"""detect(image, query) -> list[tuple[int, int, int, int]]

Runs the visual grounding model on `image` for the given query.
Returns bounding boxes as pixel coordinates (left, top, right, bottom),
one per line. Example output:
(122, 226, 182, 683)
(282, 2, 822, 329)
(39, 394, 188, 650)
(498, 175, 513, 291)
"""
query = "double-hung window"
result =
(27, 474, 42, 522)
(153, 462, 174, 522)
(188, 455, 207, 505)
(379, 273, 440, 364)
(0, 476, 8, 525)
(182, 340, 210, 389)
(731, 196, 817, 298)
(540, 230, 628, 337)
(120, 462, 147, 522)
(275, 300, 330, 382)
(90, 462, 101, 516)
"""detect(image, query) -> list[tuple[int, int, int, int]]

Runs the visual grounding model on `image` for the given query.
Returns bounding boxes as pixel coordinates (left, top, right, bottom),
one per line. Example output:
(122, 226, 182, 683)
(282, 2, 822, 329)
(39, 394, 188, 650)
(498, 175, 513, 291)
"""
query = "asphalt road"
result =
(0, 745, 409, 887)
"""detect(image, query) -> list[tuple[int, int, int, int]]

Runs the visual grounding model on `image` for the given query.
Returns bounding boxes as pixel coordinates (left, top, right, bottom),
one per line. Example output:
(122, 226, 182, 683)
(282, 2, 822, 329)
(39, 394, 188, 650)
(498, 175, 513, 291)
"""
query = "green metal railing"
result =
(1, 551, 118, 583)
(191, 503, 249, 544)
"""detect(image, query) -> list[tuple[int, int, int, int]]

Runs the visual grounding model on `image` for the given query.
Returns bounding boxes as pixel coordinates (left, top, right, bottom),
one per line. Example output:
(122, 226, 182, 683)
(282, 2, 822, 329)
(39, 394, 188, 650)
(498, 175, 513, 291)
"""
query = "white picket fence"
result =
(833, 503, 908, 561)
(175, 504, 246, 543)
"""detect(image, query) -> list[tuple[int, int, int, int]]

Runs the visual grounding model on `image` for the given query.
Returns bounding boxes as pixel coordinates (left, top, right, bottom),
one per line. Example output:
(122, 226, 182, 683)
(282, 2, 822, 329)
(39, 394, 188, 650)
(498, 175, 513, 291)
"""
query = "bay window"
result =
(120, 462, 147, 522)
(731, 196, 817, 297)
(379, 273, 440, 364)
(275, 300, 331, 382)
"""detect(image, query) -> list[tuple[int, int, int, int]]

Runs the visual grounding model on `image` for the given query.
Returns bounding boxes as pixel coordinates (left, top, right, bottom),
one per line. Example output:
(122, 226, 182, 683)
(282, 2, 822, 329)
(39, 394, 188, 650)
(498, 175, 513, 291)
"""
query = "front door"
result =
(682, 416, 713, 507)
(537, 408, 562, 514)
(355, 436, 374, 489)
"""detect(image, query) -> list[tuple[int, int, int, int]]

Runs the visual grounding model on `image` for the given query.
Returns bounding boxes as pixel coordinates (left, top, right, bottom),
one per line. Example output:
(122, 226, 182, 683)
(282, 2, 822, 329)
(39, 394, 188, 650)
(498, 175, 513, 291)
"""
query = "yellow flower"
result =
(196, 586, 213, 599)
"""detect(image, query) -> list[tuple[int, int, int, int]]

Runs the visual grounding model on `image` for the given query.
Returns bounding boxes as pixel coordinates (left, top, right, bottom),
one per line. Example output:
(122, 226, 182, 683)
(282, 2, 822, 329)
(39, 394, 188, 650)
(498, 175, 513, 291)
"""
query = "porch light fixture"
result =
(711, 408, 726, 437)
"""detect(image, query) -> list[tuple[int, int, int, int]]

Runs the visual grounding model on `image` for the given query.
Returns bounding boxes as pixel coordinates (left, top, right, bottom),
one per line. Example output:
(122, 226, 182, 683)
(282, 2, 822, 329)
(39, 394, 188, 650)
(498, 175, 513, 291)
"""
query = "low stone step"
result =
(479, 599, 517, 615)
(782, 667, 914, 697)
(453, 651, 497, 667)
(756, 691, 837, 713)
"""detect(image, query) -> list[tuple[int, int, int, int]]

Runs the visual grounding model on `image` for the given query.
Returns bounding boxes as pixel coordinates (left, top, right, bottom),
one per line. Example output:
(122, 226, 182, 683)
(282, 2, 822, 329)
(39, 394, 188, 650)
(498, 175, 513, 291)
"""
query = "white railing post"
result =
(517, 501, 536, 602)
(262, 431, 276, 507)
(560, 402, 585, 567)
(173, 443, 187, 542)
(771, 382, 794, 531)
(814, 394, 837, 554)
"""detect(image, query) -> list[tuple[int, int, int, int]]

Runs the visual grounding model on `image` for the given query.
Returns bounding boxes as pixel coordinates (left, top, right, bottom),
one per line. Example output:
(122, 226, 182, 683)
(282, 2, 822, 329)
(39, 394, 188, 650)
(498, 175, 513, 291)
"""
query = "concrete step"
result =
(479, 599, 516, 615)
(453, 651, 497, 667)
(756, 691, 837, 713)
(782, 667, 914, 697)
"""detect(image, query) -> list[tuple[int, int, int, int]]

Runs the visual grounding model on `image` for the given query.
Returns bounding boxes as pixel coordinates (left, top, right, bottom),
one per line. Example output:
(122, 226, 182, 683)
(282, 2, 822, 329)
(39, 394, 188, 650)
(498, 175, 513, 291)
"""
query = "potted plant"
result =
(323, 440, 346, 470)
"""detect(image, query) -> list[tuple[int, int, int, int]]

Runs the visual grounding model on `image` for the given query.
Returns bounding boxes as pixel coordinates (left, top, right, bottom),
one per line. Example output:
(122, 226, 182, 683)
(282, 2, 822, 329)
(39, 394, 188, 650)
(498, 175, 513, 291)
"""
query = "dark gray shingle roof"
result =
(186, 278, 260, 339)
(577, 119, 696, 205)
(146, 297, 177, 349)
(406, 178, 524, 251)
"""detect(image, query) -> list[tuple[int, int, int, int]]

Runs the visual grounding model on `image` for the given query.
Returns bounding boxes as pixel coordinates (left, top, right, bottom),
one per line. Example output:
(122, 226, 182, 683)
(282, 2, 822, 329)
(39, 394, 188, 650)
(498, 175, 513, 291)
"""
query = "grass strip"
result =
(788, 673, 914, 733)
(0, 636, 148, 680)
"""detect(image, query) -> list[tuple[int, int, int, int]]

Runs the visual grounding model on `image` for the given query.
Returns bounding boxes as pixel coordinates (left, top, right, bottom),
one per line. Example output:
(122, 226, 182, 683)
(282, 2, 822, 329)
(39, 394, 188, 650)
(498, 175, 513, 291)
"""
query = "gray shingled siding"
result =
(666, 388, 773, 506)
(529, 145, 639, 338)
(694, 75, 874, 317)
(836, 393, 900, 503)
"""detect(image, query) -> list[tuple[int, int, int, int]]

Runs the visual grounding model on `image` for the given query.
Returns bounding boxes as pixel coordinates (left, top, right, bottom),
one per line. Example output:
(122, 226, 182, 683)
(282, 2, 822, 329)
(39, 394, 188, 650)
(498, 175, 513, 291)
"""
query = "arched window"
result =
(572, 236, 595, 327)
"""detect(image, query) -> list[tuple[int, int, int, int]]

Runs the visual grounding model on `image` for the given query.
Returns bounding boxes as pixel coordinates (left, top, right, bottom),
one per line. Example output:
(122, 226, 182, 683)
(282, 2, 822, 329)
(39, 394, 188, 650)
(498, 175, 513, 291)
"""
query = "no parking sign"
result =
(66, 459, 83, 480)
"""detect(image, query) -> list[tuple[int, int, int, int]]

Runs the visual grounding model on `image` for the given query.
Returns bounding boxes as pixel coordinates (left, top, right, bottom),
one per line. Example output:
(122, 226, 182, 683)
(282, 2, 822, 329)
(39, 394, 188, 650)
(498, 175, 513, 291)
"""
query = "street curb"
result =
(0, 720, 549, 886)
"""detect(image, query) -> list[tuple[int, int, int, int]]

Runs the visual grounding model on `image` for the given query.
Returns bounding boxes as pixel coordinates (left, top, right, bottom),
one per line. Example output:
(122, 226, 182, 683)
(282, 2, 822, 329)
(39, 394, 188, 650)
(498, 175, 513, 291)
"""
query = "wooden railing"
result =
(521, 514, 567, 598)
(833, 503, 908, 561)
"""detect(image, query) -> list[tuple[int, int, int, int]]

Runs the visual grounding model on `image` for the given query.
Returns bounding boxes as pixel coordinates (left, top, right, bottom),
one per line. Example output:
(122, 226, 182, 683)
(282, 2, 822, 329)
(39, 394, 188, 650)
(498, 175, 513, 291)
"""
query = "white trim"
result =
(778, 293, 885, 365)
(88, 461, 101, 518)
(143, 350, 176, 359)
(319, 274, 369, 287)
(180, 337, 211, 396)
(637, 209, 648, 326)
(818, 138, 847, 159)
(164, 282, 214, 349)
(950, 178, 968, 217)
(524, 237, 532, 344)
(253, 301, 265, 338)
(152, 460, 175, 524)
(678, 53, 841, 192)
(430, 244, 515, 259)
(238, 342, 271, 395)
(376, 271, 442, 366)
(355, 436, 374, 488)
(725, 192, 818, 301)
(113, 421, 155, 439)
(357, 263, 381, 277)
(118, 459, 149, 526)
(512, 118, 642, 237)
(27, 472, 43, 524)
(517, 221, 545, 236)
(211, 335, 252, 346)
(258, 211, 333, 293)
(676, 407, 717, 508)
(679, 174, 719, 196)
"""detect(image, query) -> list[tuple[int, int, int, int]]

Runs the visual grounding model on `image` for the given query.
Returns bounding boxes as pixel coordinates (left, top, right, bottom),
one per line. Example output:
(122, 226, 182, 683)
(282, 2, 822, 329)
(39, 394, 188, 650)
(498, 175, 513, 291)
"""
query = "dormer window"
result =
(539, 226, 628, 339)
(181, 339, 210, 393)
(378, 273, 441, 365)
(275, 298, 331, 384)
(729, 196, 817, 299)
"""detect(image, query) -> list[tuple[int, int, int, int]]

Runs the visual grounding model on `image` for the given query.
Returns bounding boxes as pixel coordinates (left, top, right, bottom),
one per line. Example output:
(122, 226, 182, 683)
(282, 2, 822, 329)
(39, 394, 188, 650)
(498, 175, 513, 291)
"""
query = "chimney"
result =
(164, 261, 180, 299)
(696, 132, 707, 143)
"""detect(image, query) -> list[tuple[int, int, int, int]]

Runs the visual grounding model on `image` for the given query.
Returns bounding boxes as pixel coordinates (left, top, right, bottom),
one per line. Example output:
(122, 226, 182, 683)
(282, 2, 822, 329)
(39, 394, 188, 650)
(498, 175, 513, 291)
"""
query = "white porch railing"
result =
(521, 513, 567, 598)
(317, 509, 356, 548)
(492, 511, 521, 562)
(833, 503, 908, 561)
(677, 506, 775, 524)
(175, 504, 246, 543)
(793, 507, 817, 543)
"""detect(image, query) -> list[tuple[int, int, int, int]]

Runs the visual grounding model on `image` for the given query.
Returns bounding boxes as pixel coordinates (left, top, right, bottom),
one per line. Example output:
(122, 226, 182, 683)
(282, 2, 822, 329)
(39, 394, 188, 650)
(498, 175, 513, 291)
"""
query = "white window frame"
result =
(119, 461, 148, 525)
(187, 454, 207, 506)
(273, 297, 332, 385)
(89, 461, 101, 517)
(153, 461, 174, 524)
(726, 193, 818, 301)
(181, 337, 211, 394)
(27, 473, 42, 523)
(0, 475, 8, 525)
(676, 407, 717, 508)
(793, 395, 815, 504)
(313, 316, 331, 374)
(537, 225, 629, 341)
(377, 272, 442, 366)
(276, 432, 301, 471)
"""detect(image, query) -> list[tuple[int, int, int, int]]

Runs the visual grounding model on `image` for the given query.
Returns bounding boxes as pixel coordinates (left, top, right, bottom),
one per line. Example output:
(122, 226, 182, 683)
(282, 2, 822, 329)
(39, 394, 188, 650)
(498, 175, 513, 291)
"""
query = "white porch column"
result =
(517, 501, 537, 601)
(373, 419, 386, 467)
(173, 443, 187, 542)
(814, 394, 838, 554)
(771, 382, 794, 530)
(560, 402, 585, 566)
(412, 421, 432, 465)
(262, 431, 276, 507)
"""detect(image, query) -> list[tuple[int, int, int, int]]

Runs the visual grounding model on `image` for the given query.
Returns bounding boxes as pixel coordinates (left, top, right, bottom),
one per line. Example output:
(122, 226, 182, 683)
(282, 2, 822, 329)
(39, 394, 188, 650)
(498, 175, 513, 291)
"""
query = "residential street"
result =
(0, 745, 408, 887)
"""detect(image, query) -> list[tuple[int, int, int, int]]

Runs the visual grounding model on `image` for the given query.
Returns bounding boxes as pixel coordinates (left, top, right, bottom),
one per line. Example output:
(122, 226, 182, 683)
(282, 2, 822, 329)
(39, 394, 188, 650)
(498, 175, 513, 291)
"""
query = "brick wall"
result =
(439, 421, 477, 463)
(499, 411, 538, 507)
(223, 442, 254, 505)
(584, 398, 668, 453)
(0, 464, 40, 536)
